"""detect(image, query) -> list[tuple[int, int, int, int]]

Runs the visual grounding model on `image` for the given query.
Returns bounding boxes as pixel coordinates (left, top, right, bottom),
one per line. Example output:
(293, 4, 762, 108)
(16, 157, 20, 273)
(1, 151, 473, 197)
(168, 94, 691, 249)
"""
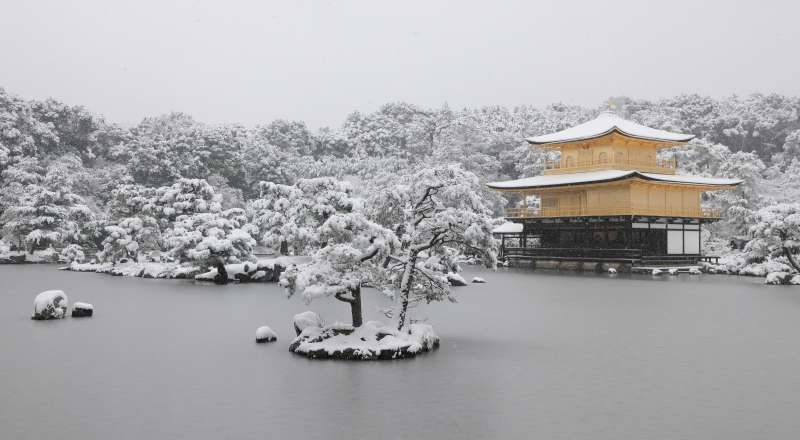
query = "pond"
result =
(2, 265, 800, 439)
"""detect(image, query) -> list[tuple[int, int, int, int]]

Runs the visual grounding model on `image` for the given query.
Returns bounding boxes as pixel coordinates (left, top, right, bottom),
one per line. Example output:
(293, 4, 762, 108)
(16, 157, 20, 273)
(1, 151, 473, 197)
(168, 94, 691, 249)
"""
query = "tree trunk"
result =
(784, 246, 800, 273)
(279, 240, 288, 255)
(397, 252, 418, 331)
(350, 286, 363, 328)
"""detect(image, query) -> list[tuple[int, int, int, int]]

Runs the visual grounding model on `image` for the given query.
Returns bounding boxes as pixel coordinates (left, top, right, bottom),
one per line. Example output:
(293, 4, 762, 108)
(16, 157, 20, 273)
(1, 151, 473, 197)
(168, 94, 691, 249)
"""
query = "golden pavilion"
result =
(488, 113, 740, 264)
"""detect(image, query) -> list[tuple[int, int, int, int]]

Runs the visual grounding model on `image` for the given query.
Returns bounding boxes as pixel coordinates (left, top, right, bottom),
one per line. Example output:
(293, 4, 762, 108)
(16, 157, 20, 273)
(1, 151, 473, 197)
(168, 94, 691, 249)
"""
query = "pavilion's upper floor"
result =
(528, 113, 694, 175)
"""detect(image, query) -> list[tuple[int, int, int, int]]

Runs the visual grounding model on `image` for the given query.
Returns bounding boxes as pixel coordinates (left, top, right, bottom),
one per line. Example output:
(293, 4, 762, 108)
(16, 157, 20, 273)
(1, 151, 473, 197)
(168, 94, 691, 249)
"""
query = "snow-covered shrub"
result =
(59, 244, 85, 263)
(746, 203, 800, 273)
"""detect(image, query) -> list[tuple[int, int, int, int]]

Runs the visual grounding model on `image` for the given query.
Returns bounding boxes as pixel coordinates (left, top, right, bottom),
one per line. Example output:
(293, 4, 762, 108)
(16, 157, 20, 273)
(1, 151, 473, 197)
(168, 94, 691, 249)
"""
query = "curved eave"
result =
(487, 172, 635, 191)
(487, 172, 741, 192)
(525, 127, 695, 146)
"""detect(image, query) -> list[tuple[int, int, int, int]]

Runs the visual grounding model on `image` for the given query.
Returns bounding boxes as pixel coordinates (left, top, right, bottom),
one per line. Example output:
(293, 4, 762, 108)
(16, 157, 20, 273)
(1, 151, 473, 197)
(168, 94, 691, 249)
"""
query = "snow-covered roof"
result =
(487, 170, 741, 190)
(526, 113, 695, 145)
(492, 222, 524, 234)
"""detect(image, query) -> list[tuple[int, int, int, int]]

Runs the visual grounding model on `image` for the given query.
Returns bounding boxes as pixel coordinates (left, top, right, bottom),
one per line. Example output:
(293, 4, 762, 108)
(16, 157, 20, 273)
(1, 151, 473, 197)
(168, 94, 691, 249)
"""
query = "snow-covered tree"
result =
(746, 203, 800, 273)
(146, 178, 221, 225)
(248, 177, 355, 255)
(0, 164, 85, 251)
(367, 164, 500, 329)
(281, 212, 398, 327)
(99, 216, 162, 262)
(165, 208, 257, 268)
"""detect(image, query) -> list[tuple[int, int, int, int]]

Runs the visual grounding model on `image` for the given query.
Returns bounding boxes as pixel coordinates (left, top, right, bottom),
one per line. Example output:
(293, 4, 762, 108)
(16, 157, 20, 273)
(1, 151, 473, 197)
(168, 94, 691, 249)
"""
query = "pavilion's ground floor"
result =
(496, 215, 717, 265)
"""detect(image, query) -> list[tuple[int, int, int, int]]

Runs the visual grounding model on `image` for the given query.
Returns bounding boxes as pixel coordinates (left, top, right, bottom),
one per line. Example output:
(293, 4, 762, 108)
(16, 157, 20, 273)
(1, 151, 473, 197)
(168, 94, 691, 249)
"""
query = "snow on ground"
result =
(32, 290, 69, 320)
(255, 326, 278, 343)
(289, 321, 439, 360)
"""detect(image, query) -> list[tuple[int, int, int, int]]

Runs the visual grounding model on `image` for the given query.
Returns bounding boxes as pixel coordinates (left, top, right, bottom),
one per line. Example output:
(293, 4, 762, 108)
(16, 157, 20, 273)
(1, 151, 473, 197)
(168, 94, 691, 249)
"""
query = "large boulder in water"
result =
(293, 311, 324, 336)
(32, 290, 69, 320)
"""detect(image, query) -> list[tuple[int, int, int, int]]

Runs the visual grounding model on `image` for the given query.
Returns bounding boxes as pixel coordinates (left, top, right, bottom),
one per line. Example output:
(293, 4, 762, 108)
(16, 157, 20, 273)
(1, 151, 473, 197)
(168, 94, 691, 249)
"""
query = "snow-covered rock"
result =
(651, 269, 663, 275)
(32, 290, 69, 320)
(293, 311, 324, 336)
(668, 268, 679, 275)
(446, 272, 468, 287)
(71, 302, 93, 317)
(289, 321, 439, 360)
(195, 257, 310, 283)
(607, 267, 618, 275)
(255, 326, 278, 343)
(765, 272, 799, 285)
(471, 277, 486, 284)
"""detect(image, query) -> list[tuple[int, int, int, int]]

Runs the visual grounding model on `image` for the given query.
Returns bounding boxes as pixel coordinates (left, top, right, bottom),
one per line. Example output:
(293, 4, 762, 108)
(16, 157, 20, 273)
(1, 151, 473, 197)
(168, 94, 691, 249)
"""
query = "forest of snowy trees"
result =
(1, 88, 800, 280)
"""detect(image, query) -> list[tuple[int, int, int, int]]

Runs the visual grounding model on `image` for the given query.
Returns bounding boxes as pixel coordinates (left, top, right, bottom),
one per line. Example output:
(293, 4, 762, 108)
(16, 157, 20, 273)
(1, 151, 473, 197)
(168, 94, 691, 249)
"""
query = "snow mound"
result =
(72, 302, 94, 318)
(255, 326, 278, 343)
(668, 268, 679, 275)
(688, 267, 702, 275)
(32, 290, 69, 320)
(293, 311, 324, 336)
(289, 321, 439, 360)
(471, 277, 486, 284)
(607, 267, 618, 274)
(651, 269, 663, 275)
(446, 272, 468, 287)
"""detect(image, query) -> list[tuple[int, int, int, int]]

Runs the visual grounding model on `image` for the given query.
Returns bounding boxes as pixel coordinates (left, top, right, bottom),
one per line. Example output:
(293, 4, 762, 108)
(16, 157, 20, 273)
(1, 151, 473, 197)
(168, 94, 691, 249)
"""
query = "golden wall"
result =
(543, 134, 675, 175)
(536, 181, 704, 218)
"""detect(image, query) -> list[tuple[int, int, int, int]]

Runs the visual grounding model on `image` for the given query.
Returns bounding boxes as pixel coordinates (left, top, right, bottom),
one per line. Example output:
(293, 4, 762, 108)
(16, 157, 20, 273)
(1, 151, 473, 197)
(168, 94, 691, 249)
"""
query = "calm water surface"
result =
(2, 265, 800, 439)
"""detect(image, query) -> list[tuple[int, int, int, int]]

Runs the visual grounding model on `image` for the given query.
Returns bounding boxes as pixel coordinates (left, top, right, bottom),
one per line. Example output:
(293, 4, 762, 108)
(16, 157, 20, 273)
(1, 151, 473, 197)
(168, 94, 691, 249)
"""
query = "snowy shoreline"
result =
(0, 250, 61, 265)
(63, 256, 310, 283)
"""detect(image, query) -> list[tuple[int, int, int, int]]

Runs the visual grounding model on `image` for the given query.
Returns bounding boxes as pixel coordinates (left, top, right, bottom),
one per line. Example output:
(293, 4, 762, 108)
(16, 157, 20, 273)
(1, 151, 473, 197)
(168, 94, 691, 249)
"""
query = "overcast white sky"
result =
(1, 0, 799, 127)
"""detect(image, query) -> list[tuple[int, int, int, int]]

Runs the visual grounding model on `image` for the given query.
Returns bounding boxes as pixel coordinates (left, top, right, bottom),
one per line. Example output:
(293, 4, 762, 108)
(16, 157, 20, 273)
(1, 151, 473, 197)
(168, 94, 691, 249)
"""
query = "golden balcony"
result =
(543, 157, 677, 175)
(504, 206, 720, 219)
